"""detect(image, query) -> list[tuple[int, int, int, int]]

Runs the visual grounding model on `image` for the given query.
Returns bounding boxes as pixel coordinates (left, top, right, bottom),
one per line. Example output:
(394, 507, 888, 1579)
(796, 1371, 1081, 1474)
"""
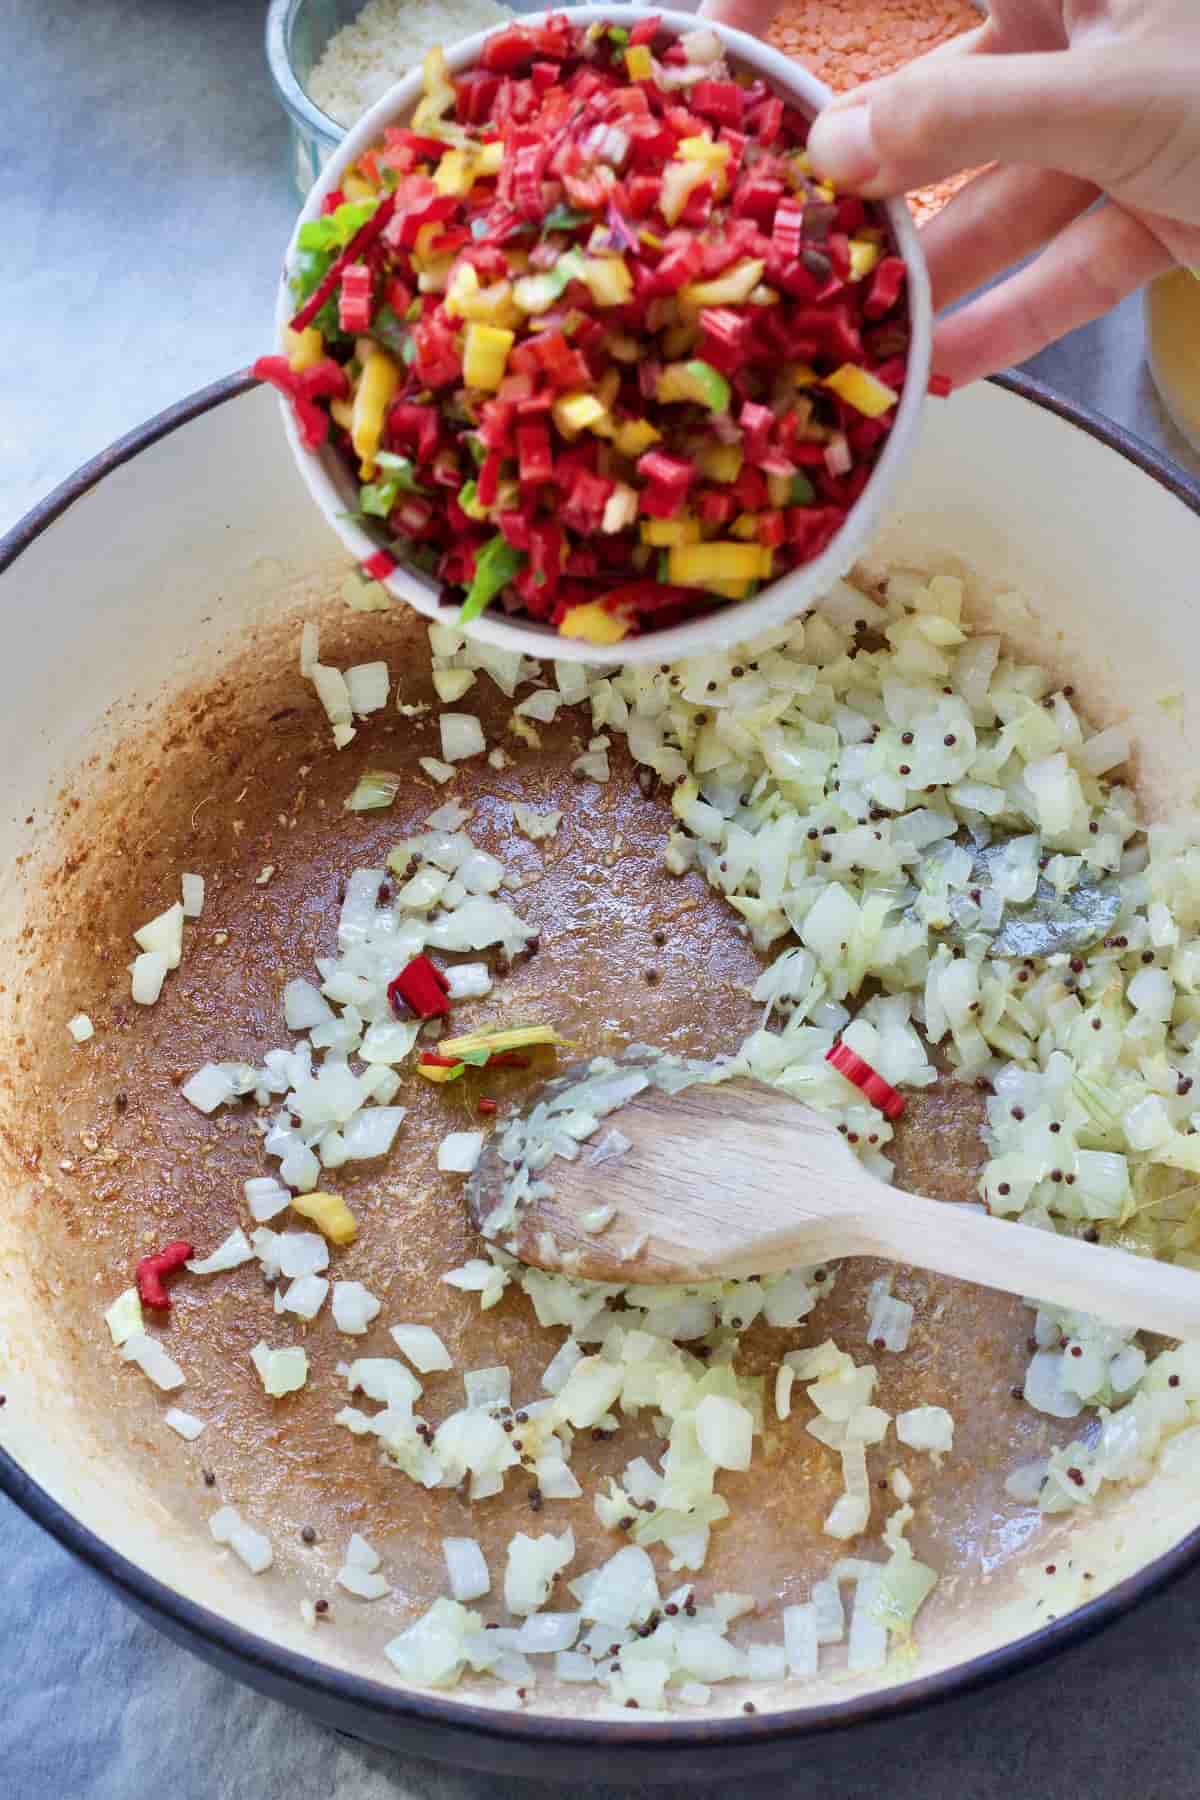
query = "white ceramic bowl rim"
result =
(273, 4, 933, 665)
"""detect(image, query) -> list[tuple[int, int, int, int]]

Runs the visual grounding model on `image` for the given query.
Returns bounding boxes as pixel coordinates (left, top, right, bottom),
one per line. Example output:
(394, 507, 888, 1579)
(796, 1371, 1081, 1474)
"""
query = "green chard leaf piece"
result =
(458, 534, 525, 626)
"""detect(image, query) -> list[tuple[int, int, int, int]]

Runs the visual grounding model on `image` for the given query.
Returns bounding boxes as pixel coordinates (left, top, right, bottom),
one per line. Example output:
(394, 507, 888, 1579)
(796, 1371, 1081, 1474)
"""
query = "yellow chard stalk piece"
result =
(558, 602, 631, 645)
(286, 326, 323, 373)
(291, 1191, 358, 1245)
(436, 1024, 572, 1059)
(351, 350, 401, 479)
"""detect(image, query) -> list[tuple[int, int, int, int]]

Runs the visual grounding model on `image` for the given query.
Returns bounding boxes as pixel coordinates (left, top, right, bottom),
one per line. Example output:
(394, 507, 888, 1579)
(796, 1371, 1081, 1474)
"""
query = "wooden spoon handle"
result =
(864, 1185, 1200, 1340)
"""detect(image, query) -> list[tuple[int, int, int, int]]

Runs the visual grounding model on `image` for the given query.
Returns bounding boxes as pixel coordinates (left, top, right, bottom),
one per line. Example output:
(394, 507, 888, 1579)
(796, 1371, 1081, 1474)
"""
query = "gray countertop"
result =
(3, 2, 1200, 1795)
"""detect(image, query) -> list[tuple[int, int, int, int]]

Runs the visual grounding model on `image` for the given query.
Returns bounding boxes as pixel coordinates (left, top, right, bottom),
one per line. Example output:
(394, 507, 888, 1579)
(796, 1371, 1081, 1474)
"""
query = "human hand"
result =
(699, 0, 1200, 386)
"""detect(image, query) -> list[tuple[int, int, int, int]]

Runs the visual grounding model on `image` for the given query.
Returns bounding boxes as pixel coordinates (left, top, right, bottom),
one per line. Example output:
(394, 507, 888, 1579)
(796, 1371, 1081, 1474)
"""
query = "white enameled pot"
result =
(1, 373, 1199, 1774)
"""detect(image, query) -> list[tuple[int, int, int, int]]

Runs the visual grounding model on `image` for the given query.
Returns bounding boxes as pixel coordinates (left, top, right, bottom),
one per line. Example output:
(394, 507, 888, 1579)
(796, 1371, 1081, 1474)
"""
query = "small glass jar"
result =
(265, 0, 357, 199)
(1145, 269, 1200, 458)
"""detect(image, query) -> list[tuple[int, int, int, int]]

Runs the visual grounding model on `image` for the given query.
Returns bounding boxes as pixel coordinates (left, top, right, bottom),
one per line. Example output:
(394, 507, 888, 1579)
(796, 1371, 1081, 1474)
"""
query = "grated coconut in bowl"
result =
(308, 0, 514, 129)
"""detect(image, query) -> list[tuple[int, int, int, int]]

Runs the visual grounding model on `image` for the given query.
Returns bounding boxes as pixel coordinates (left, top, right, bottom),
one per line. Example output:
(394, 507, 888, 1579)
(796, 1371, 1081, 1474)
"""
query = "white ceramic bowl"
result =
(273, 4, 932, 665)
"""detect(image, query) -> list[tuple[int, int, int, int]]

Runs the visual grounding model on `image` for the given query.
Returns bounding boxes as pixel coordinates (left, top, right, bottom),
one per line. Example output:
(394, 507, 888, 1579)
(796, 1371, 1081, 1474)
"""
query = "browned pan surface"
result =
(2, 591, 1080, 1670)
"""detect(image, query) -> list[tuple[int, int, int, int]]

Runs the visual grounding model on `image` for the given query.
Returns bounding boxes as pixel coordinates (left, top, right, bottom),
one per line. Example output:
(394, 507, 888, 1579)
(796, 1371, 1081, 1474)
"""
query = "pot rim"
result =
(2, 367, 1200, 1755)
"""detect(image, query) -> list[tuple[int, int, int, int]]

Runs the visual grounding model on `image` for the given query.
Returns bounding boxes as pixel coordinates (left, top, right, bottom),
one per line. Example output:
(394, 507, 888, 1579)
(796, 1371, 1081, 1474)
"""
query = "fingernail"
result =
(808, 105, 879, 187)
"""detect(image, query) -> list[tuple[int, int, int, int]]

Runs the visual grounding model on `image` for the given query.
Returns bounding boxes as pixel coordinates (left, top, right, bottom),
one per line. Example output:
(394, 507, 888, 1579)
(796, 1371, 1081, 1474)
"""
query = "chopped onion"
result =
(341, 1533, 378, 1571)
(577, 1545, 658, 1628)
(341, 1106, 407, 1160)
(134, 901, 185, 970)
(811, 1577, 845, 1644)
(347, 1357, 422, 1407)
(442, 1258, 510, 1310)
(244, 1176, 291, 1222)
(360, 1020, 420, 1064)
(186, 1229, 254, 1274)
(458, 848, 504, 894)
(681, 25, 722, 61)
(346, 768, 402, 812)
(572, 749, 610, 783)
(277, 1232, 330, 1279)
(586, 1128, 632, 1166)
(250, 1341, 309, 1396)
(846, 1572, 888, 1674)
(464, 1365, 511, 1410)
(541, 1337, 583, 1395)
(895, 1405, 956, 1455)
(332, 1280, 381, 1335)
(345, 661, 390, 716)
(438, 1130, 484, 1174)
(131, 950, 169, 1006)
(1078, 724, 1130, 775)
(516, 689, 562, 724)
(251, 1227, 283, 1279)
(783, 1603, 819, 1676)
(181, 872, 205, 918)
(866, 1288, 914, 1354)
(504, 1528, 576, 1615)
(555, 1651, 597, 1683)
(284, 979, 333, 1030)
(164, 1408, 206, 1440)
(384, 1598, 490, 1687)
(299, 620, 320, 677)
(104, 1287, 144, 1347)
(444, 962, 492, 1001)
(67, 1012, 94, 1043)
(209, 1504, 273, 1574)
(554, 1356, 623, 1429)
(311, 663, 353, 730)
(181, 1062, 235, 1114)
(433, 668, 476, 705)
(120, 1333, 185, 1391)
(695, 1394, 753, 1471)
(443, 1536, 491, 1601)
(515, 1613, 580, 1654)
(1128, 966, 1174, 1020)
(278, 1274, 329, 1321)
(824, 432, 852, 477)
(419, 756, 456, 784)
(426, 799, 472, 831)
(440, 713, 486, 763)
(535, 1456, 582, 1499)
(391, 1323, 453, 1372)
(1023, 1351, 1085, 1420)
(338, 1563, 392, 1600)
(512, 804, 562, 842)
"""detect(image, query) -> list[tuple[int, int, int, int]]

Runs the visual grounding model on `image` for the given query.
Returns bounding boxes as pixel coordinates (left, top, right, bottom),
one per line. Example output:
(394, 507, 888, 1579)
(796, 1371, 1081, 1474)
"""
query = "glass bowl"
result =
(266, 0, 529, 199)
(265, 0, 363, 199)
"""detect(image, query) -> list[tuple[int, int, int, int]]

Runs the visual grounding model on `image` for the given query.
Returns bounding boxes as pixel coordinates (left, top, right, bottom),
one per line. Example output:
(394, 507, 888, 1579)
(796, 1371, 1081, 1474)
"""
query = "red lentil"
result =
(765, 0, 983, 220)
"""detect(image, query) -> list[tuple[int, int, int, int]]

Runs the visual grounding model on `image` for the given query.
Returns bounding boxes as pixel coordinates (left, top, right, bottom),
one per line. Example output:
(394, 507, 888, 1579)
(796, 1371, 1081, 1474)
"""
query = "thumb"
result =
(696, 0, 775, 31)
(807, 47, 1194, 217)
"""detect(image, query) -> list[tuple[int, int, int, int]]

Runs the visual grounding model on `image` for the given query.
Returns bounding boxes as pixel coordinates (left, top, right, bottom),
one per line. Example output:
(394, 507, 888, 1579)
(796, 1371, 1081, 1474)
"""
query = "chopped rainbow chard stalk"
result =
(261, 15, 912, 644)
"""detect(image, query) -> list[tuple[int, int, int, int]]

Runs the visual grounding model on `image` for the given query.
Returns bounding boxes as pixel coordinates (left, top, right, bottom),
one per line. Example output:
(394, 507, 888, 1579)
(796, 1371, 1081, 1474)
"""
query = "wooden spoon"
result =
(467, 1066, 1200, 1340)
